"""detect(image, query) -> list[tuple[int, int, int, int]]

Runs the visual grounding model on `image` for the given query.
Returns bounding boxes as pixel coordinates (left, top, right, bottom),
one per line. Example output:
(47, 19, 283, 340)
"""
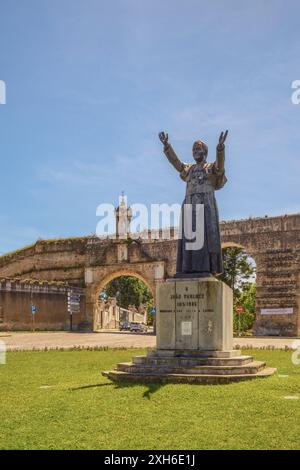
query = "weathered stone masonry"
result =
(220, 214, 300, 336)
(0, 278, 85, 331)
(0, 214, 299, 335)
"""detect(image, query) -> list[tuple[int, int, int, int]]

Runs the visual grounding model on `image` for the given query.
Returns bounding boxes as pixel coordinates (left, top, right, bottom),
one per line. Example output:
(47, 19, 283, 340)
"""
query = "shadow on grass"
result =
(70, 383, 114, 391)
(114, 381, 165, 399)
(142, 383, 164, 399)
(70, 380, 164, 398)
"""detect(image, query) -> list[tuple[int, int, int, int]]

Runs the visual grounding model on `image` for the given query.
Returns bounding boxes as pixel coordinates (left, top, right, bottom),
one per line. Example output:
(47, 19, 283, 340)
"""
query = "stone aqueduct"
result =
(0, 213, 299, 335)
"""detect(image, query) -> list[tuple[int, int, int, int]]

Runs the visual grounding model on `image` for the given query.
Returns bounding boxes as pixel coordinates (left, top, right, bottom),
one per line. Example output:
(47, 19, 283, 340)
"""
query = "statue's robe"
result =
(164, 144, 227, 276)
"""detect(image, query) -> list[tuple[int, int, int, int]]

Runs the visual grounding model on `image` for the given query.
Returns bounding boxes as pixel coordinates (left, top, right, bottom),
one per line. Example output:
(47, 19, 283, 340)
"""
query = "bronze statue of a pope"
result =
(159, 130, 228, 278)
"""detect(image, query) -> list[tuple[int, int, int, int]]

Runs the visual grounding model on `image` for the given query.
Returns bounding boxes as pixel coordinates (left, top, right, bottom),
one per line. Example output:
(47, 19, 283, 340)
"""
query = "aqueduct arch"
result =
(90, 269, 156, 298)
(84, 263, 159, 326)
(220, 241, 257, 283)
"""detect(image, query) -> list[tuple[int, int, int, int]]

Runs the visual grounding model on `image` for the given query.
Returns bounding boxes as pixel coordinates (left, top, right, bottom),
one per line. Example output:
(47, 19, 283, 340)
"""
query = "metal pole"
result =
(30, 290, 34, 332)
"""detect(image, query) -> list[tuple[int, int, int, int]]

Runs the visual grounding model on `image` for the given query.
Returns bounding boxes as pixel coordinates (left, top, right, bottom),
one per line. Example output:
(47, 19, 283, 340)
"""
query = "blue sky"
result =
(0, 0, 299, 253)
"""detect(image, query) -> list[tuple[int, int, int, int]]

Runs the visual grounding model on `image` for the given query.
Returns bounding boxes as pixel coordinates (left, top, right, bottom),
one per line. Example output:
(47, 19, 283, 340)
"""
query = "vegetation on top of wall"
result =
(0, 276, 70, 287)
(10, 265, 85, 279)
(40, 236, 89, 244)
(0, 237, 91, 265)
(0, 243, 37, 264)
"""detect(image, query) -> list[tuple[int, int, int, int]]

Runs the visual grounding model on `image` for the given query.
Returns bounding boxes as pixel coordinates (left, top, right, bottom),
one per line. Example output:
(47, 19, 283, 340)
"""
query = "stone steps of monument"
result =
(102, 368, 277, 385)
(132, 355, 254, 367)
(116, 360, 266, 376)
(148, 350, 242, 358)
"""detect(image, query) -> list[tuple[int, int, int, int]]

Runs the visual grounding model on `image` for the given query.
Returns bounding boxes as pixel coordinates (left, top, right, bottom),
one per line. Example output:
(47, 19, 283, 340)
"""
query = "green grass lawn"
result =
(0, 348, 299, 450)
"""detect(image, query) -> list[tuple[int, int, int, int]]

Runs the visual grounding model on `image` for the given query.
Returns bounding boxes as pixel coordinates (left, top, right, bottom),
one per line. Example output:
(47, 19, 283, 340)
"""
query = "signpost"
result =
(67, 290, 81, 331)
(235, 306, 244, 337)
(150, 306, 156, 333)
(30, 304, 38, 332)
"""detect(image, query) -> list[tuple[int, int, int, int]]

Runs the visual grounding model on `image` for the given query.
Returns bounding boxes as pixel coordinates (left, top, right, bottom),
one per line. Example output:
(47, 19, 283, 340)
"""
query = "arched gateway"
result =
(0, 213, 299, 336)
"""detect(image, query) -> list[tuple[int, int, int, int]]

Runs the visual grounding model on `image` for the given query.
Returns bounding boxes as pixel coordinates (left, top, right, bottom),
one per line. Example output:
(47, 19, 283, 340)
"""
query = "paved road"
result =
(0, 331, 299, 351)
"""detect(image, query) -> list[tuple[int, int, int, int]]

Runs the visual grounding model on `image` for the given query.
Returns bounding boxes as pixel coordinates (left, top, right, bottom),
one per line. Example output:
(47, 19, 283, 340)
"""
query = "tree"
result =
(103, 276, 153, 310)
(237, 282, 256, 313)
(233, 283, 256, 333)
(219, 247, 256, 333)
(219, 247, 255, 297)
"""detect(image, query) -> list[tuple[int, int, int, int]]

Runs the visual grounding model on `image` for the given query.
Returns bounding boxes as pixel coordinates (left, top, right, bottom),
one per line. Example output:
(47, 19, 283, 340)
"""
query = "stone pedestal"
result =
(156, 277, 233, 353)
(102, 277, 276, 384)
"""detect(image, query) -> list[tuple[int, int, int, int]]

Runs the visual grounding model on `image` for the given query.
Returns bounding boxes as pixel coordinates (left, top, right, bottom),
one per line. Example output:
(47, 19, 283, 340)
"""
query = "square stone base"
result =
(103, 278, 277, 384)
(156, 277, 233, 352)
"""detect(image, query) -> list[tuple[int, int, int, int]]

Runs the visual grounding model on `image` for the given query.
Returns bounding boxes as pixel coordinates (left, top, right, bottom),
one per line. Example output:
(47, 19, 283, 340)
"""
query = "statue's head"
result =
(192, 140, 208, 163)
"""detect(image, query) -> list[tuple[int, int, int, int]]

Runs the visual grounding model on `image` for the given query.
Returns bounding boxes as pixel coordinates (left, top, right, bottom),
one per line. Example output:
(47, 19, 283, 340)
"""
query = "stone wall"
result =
(0, 279, 86, 331)
(94, 297, 119, 330)
(0, 214, 299, 336)
(220, 214, 300, 336)
(93, 298, 147, 330)
(0, 238, 87, 286)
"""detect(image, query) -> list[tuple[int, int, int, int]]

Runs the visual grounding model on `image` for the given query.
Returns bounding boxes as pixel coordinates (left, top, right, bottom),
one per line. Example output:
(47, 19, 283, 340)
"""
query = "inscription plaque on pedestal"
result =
(181, 321, 192, 336)
(175, 280, 198, 349)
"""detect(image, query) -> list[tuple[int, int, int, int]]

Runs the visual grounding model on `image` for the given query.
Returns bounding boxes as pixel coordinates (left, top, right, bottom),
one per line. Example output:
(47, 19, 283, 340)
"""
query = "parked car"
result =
(119, 321, 131, 331)
(129, 322, 147, 333)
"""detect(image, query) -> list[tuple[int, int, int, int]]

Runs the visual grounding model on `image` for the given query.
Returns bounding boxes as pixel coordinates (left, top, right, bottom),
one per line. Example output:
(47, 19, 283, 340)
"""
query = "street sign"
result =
(30, 304, 38, 332)
(67, 290, 81, 331)
(68, 294, 80, 301)
(31, 304, 38, 314)
(67, 290, 81, 320)
(68, 306, 80, 313)
(235, 306, 244, 314)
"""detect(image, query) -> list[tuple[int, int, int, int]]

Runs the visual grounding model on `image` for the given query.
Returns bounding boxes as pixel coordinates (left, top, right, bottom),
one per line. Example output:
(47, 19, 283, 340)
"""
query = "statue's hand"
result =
(159, 131, 169, 147)
(217, 130, 228, 150)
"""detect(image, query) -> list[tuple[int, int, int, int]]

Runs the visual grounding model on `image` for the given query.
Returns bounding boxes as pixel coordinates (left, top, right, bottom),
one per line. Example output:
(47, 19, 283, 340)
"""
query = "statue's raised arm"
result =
(215, 130, 228, 174)
(158, 131, 169, 148)
(158, 131, 184, 173)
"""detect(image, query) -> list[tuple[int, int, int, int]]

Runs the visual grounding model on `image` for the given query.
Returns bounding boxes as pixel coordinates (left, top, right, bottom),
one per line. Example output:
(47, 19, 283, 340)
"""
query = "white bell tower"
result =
(115, 192, 132, 239)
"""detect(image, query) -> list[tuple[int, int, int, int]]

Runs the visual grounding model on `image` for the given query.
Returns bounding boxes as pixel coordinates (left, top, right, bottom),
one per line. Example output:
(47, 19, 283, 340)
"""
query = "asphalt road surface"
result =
(0, 331, 299, 351)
